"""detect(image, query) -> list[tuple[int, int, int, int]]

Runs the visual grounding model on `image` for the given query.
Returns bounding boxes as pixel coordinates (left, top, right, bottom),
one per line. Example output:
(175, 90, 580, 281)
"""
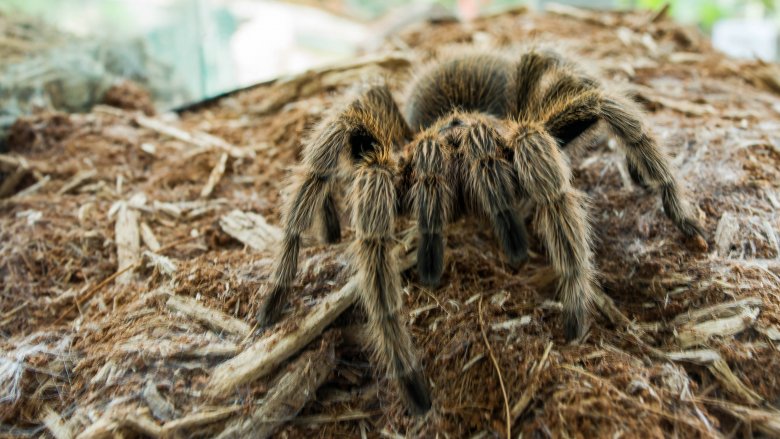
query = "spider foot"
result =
(399, 369, 432, 415)
(680, 219, 708, 252)
(496, 210, 529, 269)
(563, 308, 588, 342)
(417, 233, 444, 288)
(255, 285, 287, 328)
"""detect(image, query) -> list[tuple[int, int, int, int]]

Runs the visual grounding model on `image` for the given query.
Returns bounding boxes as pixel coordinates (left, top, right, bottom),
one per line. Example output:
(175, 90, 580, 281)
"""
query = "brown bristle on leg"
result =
(458, 115, 529, 267)
(408, 134, 453, 288)
(600, 95, 707, 248)
(510, 122, 596, 340)
(350, 160, 431, 415)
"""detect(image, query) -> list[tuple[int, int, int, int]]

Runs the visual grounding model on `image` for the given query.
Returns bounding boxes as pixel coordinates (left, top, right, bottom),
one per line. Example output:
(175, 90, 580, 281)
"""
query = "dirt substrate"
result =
(2, 6, 780, 438)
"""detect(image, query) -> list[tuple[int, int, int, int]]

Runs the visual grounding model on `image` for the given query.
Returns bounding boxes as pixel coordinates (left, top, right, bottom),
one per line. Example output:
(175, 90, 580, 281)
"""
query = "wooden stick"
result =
(115, 202, 140, 285)
(216, 335, 336, 439)
(200, 153, 228, 198)
(57, 169, 97, 195)
(8, 175, 50, 199)
(135, 114, 252, 159)
(205, 241, 416, 398)
(166, 294, 251, 337)
(478, 296, 510, 439)
(545, 2, 616, 26)
(0, 164, 29, 198)
(511, 341, 553, 419)
(160, 406, 241, 437)
(219, 210, 282, 252)
(140, 222, 161, 252)
(205, 277, 358, 398)
(143, 381, 175, 422)
(699, 399, 780, 437)
(667, 349, 764, 405)
(75, 407, 162, 439)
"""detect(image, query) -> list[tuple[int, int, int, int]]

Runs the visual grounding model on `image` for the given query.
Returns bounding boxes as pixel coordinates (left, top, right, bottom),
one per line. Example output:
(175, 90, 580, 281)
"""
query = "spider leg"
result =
(514, 49, 562, 115)
(510, 121, 596, 340)
(320, 192, 342, 243)
(458, 116, 529, 268)
(599, 94, 706, 242)
(408, 133, 454, 287)
(351, 152, 431, 415)
(258, 84, 409, 326)
(542, 89, 602, 148)
(626, 160, 651, 190)
(257, 120, 345, 326)
(539, 82, 706, 243)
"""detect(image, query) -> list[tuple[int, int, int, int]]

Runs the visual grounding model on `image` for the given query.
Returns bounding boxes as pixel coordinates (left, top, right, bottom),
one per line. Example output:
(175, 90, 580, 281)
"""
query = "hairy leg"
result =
(600, 95, 705, 242)
(514, 49, 562, 115)
(259, 84, 409, 326)
(510, 121, 596, 340)
(458, 116, 529, 268)
(257, 121, 345, 326)
(350, 152, 431, 415)
(320, 192, 342, 243)
(408, 133, 454, 287)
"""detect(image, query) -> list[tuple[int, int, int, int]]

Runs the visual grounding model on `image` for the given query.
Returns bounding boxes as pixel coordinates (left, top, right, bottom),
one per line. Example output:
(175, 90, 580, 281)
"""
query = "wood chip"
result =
(0, 159, 30, 198)
(200, 152, 228, 198)
(143, 251, 178, 276)
(671, 297, 763, 327)
(702, 400, 780, 436)
(8, 174, 50, 200)
(205, 243, 416, 398)
(545, 2, 616, 27)
(511, 341, 553, 419)
(219, 209, 282, 252)
(491, 316, 532, 331)
(140, 222, 161, 252)
(713, 212, 739, 256)
(115, 201, 140, 284)
(41, 405, 73, 439)
(143, 381, 175, 422)
(166, 294, 251, 337)
(204, 278, 358, 398)
(667, 349, 763, 405)
(57, 169, 97, 195)
(160, 406, 241, 437)
(135, 114, 253, 159)
(676, 304, 760, 348)
(75, 407, 162, 439)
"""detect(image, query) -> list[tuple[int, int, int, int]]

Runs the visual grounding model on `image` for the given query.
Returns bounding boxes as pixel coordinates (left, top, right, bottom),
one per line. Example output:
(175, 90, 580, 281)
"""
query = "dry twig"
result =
(478, 296, 510, 439)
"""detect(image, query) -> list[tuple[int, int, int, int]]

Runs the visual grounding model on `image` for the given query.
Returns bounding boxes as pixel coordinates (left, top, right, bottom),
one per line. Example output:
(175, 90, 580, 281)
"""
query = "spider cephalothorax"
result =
(257, 49, 706, 415)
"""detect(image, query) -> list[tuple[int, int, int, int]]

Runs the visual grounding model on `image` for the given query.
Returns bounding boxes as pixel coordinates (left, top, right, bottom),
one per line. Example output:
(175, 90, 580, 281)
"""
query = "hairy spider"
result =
(257, 49, 706, 415)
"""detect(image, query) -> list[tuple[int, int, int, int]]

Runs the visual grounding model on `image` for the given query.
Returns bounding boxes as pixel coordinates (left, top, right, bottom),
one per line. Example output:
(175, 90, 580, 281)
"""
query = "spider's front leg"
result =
(258, 84, 410, 326)
(455, 115, 529, 268)
(257, 117, 346, 326)
(407, 131, 454, 287)
(509, 121, 596, 340)
(351, 151, 432, 415)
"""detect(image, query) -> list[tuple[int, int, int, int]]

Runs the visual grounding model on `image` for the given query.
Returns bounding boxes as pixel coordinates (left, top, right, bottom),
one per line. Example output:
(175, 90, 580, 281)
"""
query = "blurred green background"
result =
(0, 0, 778, 117)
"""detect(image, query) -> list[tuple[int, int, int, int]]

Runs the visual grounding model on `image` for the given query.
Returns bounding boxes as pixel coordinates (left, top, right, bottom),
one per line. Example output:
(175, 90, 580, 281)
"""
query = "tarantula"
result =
(257, 49, 706, 415)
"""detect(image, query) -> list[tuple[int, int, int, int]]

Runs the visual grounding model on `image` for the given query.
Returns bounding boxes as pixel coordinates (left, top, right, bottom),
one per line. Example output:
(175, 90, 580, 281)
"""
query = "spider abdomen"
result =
(406, 54, 512, 131)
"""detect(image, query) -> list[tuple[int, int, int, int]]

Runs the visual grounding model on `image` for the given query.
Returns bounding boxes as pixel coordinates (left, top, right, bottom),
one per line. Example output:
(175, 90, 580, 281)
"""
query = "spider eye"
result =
(349, 129, 378, 161)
